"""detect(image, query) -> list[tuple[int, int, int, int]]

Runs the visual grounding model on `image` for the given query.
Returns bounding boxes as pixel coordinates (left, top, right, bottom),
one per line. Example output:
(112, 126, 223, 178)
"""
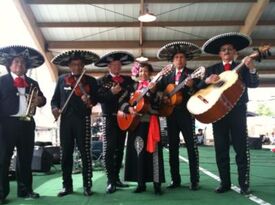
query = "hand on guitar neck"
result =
(110, 83, 122, 95)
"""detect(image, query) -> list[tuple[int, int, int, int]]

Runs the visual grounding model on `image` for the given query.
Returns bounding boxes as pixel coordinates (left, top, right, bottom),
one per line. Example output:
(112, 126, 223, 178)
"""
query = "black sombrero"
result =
(52, 50, 100, 66)
(95, 51, 134, 67)
(0, 45, 44, 69)
(202, 32, 252, 55)
(157, 41, 202, 61)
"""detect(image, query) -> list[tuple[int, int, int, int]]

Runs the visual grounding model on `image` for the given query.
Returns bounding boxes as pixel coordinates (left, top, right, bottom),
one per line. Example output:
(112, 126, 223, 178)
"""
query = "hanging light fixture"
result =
(136, 56, 148, 62)
(138, 4, 156, 23)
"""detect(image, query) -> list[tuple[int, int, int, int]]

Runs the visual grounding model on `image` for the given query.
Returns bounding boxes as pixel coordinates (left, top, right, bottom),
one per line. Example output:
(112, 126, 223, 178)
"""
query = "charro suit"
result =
(51, 74, 98, 190)
(200, 62, 259, 190)
(97, 74, 135, 186)
(157, 68, 199, 186)
(0, 73, 46, 198)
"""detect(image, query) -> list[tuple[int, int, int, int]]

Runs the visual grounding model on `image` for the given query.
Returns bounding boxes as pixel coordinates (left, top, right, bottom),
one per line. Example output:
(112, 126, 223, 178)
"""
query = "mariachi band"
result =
(0, 32, 265, 203)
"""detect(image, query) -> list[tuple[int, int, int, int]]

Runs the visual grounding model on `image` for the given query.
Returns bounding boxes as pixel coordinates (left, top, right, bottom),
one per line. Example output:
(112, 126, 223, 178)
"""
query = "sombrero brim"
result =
(52, 50, 100, 66)
(0, 45, 44, 69)
(202, 32, 252, 55)
(95, 51, 134, 67)
(157, 41, 202, 61)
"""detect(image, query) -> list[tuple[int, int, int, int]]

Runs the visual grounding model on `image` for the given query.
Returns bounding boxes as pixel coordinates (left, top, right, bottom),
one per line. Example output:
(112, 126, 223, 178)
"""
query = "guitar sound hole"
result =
(214, 81, 225, 87)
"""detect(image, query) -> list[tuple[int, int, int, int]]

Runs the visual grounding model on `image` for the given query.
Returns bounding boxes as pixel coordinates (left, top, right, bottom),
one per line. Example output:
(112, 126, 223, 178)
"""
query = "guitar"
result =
(117, 64, 174, 131)
(158, 66, 205, 117)
(187, 45, 271, 124)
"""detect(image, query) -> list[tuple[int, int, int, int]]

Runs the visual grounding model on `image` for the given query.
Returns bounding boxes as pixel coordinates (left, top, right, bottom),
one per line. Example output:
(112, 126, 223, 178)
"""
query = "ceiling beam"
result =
(13, 0, 58, 82)
(240, 0, 269, 35)
(26, 0, 257, 4)
(47, 40, 275, 50)
(37, 20, 275, 28)
(37, 20, 244, 28)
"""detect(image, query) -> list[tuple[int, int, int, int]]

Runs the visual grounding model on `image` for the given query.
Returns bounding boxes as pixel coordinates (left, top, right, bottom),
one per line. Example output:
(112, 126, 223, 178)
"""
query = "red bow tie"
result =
(112, 75, 124, 84)
(224, 63, 231, 71)
(14, 77, 29, 88)
(137, 80, 149, 90)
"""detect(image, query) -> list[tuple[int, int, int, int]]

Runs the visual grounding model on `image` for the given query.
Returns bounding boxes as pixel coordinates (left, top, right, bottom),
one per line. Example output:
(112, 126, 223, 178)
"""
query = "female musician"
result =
(122, 63, 165, 195)
(51, 50, 99, 197)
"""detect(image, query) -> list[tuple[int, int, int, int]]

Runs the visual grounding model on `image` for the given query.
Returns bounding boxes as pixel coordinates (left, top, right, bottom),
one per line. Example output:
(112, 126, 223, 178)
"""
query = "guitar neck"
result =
(135, 72, 163, 102)
(168, 77, 188, 97)
(232, 61, 245, 73)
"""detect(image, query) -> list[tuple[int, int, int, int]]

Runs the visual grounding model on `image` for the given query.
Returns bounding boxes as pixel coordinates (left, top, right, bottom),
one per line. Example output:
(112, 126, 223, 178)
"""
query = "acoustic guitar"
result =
(187, 45, 271, 124)
(159, 66, 205, 117)
(117, 64, 174, 131)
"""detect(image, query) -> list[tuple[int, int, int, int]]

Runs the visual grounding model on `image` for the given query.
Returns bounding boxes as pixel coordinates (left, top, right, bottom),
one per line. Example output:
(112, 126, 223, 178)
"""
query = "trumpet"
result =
(21, 85, 39, 121)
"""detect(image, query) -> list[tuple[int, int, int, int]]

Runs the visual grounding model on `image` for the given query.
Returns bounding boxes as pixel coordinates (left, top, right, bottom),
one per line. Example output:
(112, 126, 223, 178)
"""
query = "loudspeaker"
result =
(31, 146, 53, 172)
(248, 137, 262, 149)
(44, 146, 60, 164)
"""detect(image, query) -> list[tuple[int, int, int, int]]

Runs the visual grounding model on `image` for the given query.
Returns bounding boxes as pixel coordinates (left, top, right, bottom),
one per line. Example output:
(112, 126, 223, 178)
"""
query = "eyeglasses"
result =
(220, 47, 234, 52)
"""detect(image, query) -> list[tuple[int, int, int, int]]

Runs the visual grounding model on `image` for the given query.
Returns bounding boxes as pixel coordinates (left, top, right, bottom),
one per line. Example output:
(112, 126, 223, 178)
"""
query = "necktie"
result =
(175, 70, 182, 82)
(14, 77, 28, 88)
(137, 80, 149, 90)
(112, 75, 124, 84)
(224, 63, 231, 71)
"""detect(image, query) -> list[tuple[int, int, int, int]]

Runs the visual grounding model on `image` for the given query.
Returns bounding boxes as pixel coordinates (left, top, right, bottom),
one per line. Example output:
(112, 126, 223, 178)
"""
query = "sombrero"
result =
(52, 50, 100, 66)
(0, 45, 44, 69)
(95, 51, 134, 67)
(202, 32, 252, 55)
(157, 41, 202, 61)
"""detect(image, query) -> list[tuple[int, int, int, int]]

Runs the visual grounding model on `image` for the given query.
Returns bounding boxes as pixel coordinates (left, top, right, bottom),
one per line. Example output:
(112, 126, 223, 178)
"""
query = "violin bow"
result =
(54, 69, 86, 122)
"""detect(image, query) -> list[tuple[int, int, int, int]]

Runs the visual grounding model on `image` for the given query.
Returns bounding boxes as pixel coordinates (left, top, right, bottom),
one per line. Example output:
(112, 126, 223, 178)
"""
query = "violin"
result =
(65, 74, 91, 97)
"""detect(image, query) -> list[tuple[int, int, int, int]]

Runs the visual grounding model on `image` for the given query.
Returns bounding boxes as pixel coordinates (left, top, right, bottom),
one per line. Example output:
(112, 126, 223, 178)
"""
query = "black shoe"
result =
(116, 180, 129, 188)
(106, 184, 116, 194)
(166, 182, 180, 189)
(154, 183, 162, 195)
(133, 185, 146, 193)
(83, 188, 93, 196)
(18, 191, 40, 199)
(215, 185, 231, 193)
(240, 187, 251, 195)
(189, 182, 200, 191)
(57, 188, 73, 197)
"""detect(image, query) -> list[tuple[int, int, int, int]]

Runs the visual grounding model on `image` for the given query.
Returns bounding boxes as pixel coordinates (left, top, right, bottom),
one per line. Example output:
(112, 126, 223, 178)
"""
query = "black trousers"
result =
(0, 117, 35, 199)
(213, 104, 250, 189)
(166, 107, 199, 184)
(102, 115, 126, 185)
(60, 114, 92, 189)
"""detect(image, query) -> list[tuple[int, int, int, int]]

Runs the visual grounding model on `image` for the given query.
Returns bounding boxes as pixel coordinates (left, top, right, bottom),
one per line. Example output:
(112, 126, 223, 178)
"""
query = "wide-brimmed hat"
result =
(202, 32, 252, 55)
(0, 45, 44, 69)
(95, 51, 134, 67)
(52, 50, 100, 66)
(157, 41, 202, 61)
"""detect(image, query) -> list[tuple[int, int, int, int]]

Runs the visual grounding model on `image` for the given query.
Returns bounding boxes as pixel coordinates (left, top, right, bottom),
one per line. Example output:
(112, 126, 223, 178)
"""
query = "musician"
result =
(0, 45, 46, 203)
(122, 62, 165, 195)
(156, 41, 201, 190)
(200, 32, 259, 195)
(51, 50, 99, 197)
(95, 51, 135, 194)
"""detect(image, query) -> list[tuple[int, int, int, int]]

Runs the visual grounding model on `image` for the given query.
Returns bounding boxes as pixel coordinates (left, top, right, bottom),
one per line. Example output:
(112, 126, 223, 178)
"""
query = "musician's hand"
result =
(52, 108, 61, 121)
(34, 96, 44, 106)
(148, 82, 157, 92)
(128, 106, 136, 115)
(205, 74, 220, 84)
(243, 56, 256, 70)
(162, 95, 170, 104)
(81, 95, 92, 107)
(111, 83, 122, 95)
(185, 78, 194, 87)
